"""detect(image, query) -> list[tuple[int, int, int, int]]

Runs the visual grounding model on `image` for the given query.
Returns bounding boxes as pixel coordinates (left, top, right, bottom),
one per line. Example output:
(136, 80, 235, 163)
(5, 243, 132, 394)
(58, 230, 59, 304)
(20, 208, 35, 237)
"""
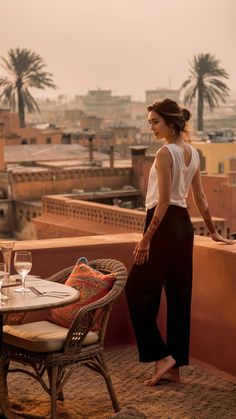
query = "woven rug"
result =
(6, 345, 236, 419)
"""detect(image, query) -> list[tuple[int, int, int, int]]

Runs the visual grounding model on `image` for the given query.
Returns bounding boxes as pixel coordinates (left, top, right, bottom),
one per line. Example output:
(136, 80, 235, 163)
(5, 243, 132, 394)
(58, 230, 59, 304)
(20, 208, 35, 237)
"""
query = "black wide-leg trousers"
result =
(125, 205, 194, 367)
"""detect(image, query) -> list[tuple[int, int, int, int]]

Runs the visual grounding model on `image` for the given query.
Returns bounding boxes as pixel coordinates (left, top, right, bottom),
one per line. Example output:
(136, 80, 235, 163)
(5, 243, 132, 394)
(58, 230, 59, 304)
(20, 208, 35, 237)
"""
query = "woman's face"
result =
(148, 111, 170, 140)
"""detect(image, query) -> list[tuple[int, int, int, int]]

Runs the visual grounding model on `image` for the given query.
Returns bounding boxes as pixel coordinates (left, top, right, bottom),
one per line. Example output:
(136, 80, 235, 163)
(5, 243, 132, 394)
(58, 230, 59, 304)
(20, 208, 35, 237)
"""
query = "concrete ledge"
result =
(13, 232, 141, 251)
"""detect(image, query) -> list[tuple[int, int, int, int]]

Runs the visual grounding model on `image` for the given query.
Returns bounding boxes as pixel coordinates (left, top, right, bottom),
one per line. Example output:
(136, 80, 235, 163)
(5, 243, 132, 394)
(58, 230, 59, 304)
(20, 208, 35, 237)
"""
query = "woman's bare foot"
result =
(161, 367, 180, 383)
(144, 355, 176, 386)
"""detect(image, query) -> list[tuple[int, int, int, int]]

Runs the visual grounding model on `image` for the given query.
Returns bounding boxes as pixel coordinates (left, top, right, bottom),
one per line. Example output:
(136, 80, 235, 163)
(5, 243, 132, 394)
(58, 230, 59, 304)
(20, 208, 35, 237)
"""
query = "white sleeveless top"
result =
(145, 143, 199, 209)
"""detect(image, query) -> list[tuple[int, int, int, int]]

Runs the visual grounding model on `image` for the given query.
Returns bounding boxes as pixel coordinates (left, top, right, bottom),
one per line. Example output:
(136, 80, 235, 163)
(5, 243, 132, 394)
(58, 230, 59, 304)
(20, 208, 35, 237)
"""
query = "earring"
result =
(169, 127, 174, 137)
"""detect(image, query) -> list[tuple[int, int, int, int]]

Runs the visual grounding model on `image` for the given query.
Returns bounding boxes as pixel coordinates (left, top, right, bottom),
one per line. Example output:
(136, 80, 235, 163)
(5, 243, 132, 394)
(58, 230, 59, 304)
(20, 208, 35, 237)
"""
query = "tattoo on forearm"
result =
(146, 216, 160, 236)
(203, 208, 216, 234)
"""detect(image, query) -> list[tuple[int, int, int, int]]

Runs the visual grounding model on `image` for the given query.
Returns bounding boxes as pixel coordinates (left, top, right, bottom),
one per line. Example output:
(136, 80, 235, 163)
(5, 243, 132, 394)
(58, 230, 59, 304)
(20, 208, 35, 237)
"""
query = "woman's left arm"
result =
(134, 148, 172, 265)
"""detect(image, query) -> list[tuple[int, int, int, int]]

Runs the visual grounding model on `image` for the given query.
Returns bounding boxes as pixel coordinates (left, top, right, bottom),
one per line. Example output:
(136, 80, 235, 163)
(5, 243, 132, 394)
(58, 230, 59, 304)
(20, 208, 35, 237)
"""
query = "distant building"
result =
(79, 115, 104, 130)
(0, 109, 63, 145)
(192, 140, 236, 174)
(0, 109, 19, 131)
(83, 89, 132, 120)
(4, 127, 63, 146)
(63, 124, 143, 158)
(64, 109, 84, 123)
(207, 129, 236, 142)
(145, 88, 180, 105)
(229, 156, 236, 171)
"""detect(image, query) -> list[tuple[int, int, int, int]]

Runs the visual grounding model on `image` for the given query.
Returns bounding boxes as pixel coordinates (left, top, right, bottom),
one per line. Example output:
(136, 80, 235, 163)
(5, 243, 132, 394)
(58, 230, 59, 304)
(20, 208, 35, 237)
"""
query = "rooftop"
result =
(5, 233, 236, 417)
(4, 144, 132, 170)
(4, 144, 109, 165)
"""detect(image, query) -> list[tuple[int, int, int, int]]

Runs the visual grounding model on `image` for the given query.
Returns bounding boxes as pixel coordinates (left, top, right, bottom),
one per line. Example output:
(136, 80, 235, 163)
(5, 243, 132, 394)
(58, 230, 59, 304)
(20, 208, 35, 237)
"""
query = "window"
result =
(46, 137, 52, 144)
(218, 162, 224, 174)
(62, 134, 71, 144)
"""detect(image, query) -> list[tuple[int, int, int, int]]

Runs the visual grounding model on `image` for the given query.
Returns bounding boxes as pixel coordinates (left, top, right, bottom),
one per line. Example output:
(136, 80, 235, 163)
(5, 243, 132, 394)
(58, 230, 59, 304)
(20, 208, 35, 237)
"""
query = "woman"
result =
(125, 98, 233, 386)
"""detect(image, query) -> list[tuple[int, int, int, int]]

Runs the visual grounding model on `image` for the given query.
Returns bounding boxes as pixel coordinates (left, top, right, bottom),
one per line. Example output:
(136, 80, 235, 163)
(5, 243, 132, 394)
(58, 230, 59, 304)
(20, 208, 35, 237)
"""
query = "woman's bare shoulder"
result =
(156, 146, 172, 167)
(157, 145, 172, 159)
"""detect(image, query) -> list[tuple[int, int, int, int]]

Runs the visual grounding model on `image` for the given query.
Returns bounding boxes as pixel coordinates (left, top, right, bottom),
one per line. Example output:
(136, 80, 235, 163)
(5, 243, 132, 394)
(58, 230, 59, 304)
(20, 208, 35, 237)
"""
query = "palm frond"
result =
(0, 57, 16, 78)
(207, 78, 230, 93)
(22, 87, 41, 113)
(203, 89, 218, 111)
(207, 85, 228, 104)
(26, 71, 57, 89)
(183, 84, 198, 105)
(0, 83, 17, 111)
(181, 77, 192, 89)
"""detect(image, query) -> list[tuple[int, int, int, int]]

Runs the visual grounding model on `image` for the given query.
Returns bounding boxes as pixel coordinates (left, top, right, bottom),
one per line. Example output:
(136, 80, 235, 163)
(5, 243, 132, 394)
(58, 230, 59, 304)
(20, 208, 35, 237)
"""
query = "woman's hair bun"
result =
(182, 108, 191, 122)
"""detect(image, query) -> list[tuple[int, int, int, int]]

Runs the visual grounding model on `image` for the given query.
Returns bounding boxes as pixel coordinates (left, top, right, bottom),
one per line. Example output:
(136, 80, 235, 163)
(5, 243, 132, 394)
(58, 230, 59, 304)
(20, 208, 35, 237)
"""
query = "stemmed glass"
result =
(0, 240, 15, 282)
(0, 262, 9, 301)
(14, 251, 32, 293)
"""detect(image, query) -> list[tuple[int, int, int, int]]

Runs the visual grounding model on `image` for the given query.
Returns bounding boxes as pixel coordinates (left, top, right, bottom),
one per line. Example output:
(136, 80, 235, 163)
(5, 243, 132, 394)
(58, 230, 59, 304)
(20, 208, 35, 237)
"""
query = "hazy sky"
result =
(1, 0, 235, 101)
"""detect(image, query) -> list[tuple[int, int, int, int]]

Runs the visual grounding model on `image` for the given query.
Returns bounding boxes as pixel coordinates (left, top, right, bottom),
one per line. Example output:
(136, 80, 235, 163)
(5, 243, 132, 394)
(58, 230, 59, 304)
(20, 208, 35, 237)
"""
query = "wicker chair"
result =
(2, 258, 127, 419)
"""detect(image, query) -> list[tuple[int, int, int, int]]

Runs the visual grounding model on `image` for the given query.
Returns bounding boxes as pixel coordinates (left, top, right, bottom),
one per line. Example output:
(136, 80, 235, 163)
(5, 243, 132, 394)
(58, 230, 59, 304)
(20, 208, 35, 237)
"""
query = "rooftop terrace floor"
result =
(7, 345, 236, 418)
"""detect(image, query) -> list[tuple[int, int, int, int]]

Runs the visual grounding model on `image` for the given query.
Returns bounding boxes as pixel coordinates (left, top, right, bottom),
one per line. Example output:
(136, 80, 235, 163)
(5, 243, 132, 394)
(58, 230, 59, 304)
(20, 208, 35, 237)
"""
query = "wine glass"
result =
(14, 251, 32, 293)
(0, 240, 15, 281)
(0, 262, 9, 301)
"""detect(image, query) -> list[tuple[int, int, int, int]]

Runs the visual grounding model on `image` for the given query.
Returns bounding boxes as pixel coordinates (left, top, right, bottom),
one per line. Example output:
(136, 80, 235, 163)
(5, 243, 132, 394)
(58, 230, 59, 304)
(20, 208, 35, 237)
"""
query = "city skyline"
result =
(1, 0, 236, 101)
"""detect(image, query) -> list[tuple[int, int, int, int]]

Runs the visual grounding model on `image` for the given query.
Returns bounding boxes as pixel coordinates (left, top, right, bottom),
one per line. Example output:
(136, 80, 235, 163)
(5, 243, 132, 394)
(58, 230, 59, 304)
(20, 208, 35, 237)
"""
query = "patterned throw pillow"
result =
(47, 257, 115, 328)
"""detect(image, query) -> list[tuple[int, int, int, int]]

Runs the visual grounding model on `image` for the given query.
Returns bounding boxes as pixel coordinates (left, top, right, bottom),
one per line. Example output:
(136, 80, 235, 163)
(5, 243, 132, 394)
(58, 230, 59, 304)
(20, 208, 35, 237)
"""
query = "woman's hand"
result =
(211, 232, 235, 245)
(134, 238, 150, 265)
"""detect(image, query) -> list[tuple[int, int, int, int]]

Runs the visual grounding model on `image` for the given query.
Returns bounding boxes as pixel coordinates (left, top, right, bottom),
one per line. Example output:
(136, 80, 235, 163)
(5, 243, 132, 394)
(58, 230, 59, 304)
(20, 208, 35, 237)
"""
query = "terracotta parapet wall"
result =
(10, 167, 131, 183)
(190, 236, 236, 375)
(0, 168, 132, 200)
(34, 195, 228, 239)
(5, 167, 132, 200)
(42, 196, 145, 231)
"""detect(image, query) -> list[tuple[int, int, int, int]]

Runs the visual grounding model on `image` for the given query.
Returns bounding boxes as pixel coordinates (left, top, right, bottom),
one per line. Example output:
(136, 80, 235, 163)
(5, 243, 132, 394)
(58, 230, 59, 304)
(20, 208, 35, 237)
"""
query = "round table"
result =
(0, 277, 79, 419)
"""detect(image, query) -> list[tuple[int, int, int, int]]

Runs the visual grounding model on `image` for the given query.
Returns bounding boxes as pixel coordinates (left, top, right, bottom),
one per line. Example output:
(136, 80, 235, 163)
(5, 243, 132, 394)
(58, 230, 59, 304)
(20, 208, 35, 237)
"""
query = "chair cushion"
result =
(47, 257, 115, 328)
(3, 320, 99, 352)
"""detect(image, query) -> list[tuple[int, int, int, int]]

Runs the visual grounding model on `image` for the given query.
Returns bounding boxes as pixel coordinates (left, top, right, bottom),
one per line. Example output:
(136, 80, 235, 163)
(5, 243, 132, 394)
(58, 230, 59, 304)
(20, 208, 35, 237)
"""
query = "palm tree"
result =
(0, 48, 56, 128)
(181, 53, 230, 131)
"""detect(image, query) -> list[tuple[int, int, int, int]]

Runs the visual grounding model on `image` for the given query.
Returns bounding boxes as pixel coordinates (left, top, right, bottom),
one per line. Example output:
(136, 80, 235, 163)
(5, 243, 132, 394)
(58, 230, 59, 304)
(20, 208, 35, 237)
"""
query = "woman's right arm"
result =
(191, 167, 234, 244)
